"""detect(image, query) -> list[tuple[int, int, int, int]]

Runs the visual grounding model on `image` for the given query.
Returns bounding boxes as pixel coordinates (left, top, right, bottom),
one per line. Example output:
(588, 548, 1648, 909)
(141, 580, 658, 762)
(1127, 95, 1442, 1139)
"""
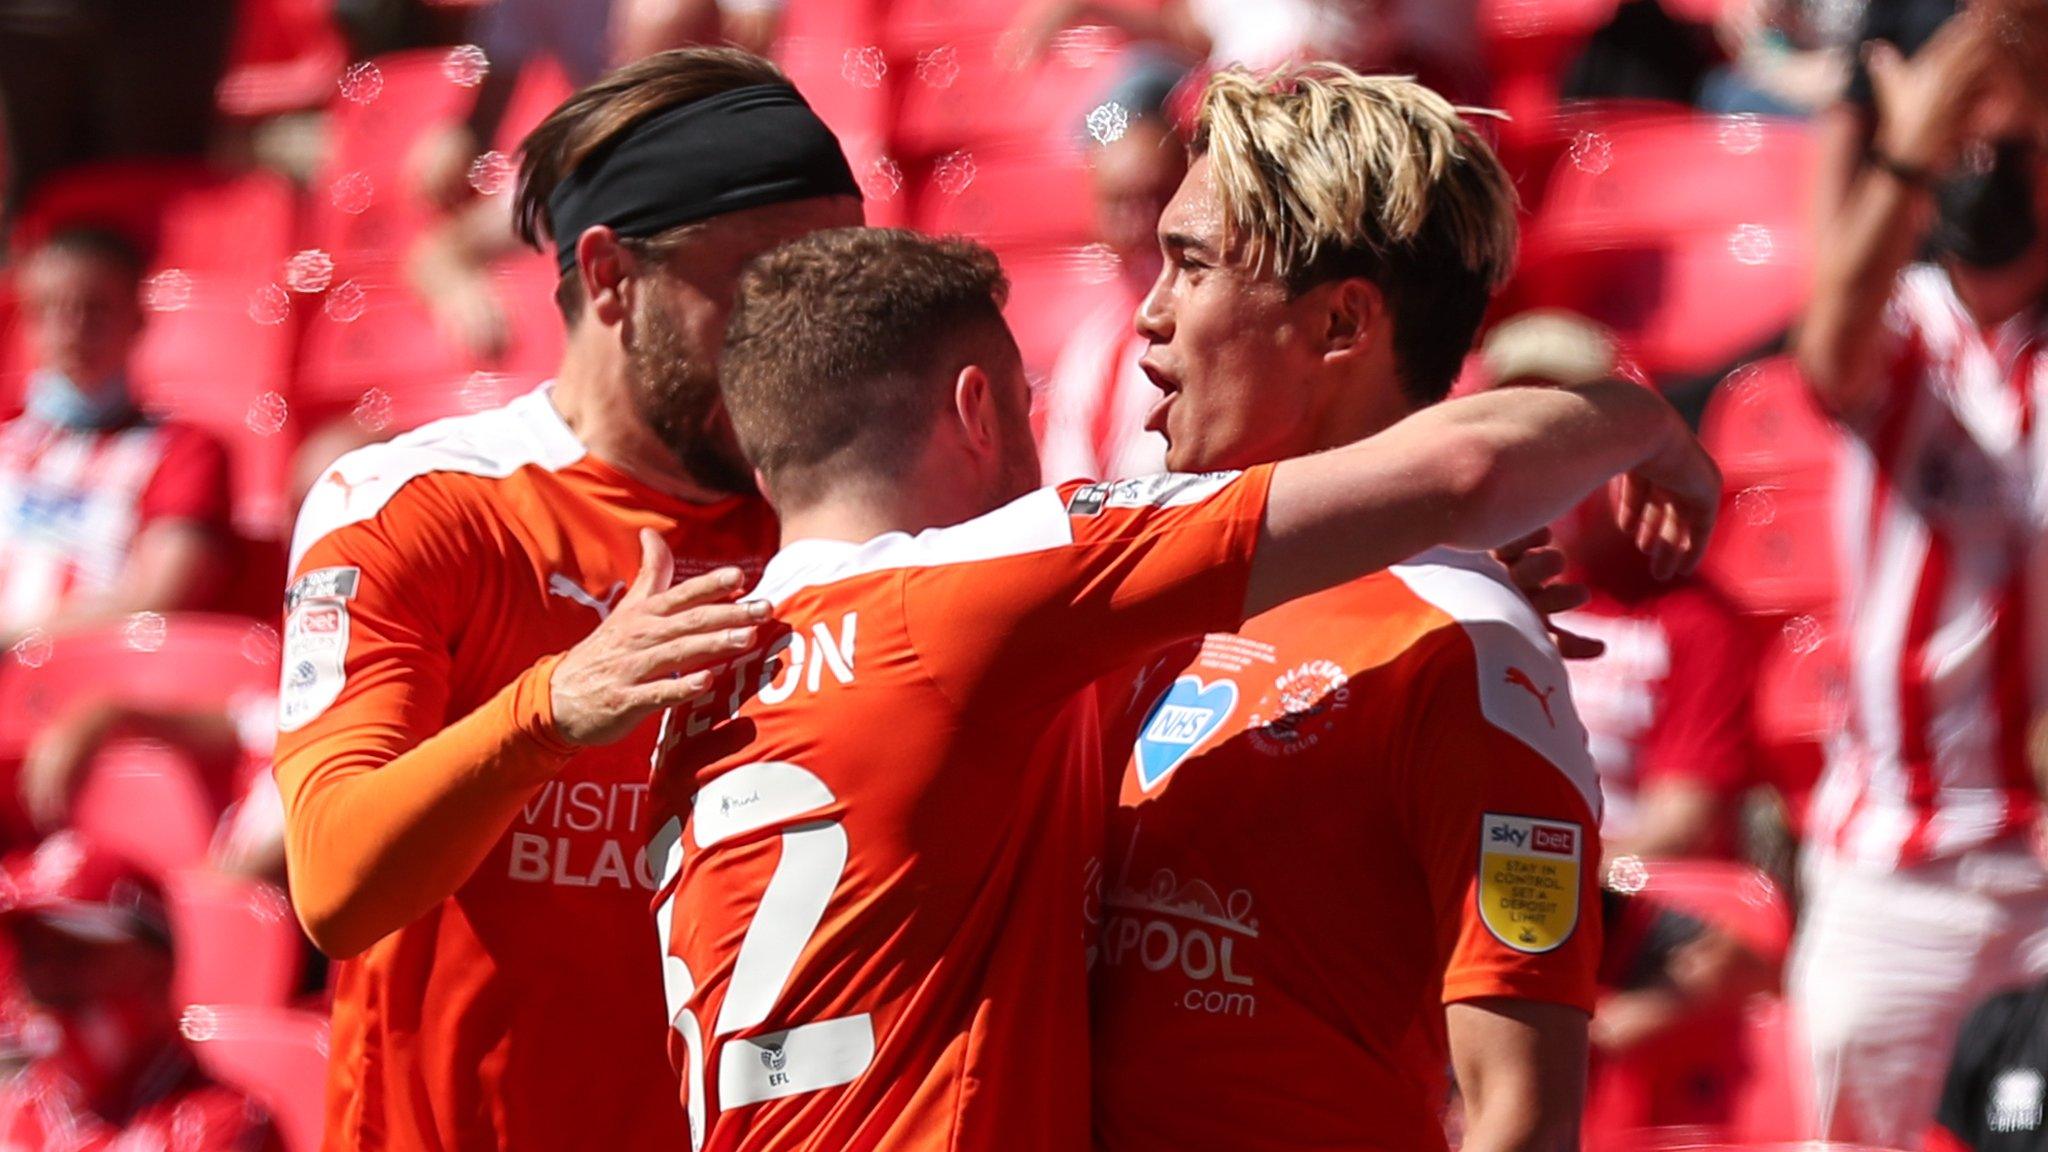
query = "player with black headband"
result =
(271, 48, 862, 1151)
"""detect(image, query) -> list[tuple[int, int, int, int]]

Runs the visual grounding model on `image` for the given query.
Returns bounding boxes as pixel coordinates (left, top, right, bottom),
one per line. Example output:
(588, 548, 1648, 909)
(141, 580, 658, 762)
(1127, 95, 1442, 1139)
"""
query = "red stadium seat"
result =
(1700, 356, 1844, 484)
(1752, 612, 1847, 829)
(182, 1005, 330, 1152)
(908, 141, 1094, 250)
(1529, 114, 1816, 248)
(306, 51, 479, 266)
(998, 244, 1134, 382)
(1730, 997, 1817, 1142)
(70, 741, 219, 877)
(1478, 0, 1624, 148)
(169, 870, 303, 1009)
(1511, 224, 1812, 380)
(889, 30, 1125, 159)
(0, 613, 281, 761)
(217, 0, 348, 118)
(776, 0, 902, 226)
(1500, 98, 1694, 210)
(1702, 476, 1838, 616)
(12, 162, 298, 281)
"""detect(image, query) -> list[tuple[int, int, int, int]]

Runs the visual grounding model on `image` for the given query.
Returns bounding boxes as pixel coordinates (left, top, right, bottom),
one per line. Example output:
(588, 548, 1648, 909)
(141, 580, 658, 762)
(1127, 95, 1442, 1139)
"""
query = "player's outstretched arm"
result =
(1448, 998, 1588, 1152)
(1247, 378, 1718, 618)
(282, 532, 765, 958)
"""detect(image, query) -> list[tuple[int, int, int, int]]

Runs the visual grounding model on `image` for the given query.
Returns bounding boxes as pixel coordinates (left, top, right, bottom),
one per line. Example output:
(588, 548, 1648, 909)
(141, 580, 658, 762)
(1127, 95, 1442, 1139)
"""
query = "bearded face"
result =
(625, 287, 756, 497)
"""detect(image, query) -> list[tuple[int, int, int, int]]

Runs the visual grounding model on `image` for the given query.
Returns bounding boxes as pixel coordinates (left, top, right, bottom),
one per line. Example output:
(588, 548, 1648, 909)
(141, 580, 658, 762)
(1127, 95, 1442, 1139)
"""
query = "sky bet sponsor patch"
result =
(1476, 813, 1581, 954)
(278, 567, 359, 732)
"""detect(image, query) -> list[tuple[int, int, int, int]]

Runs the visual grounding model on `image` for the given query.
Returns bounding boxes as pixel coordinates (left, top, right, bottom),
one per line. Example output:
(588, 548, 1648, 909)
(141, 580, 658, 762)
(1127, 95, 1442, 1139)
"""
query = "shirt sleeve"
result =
(136, 423, 231, 530)
(901, 467, 1274, 708)
(1633, 589, 1755, 797)
(272, 483, 577, 955)
(1396, 628, 1604, 1013)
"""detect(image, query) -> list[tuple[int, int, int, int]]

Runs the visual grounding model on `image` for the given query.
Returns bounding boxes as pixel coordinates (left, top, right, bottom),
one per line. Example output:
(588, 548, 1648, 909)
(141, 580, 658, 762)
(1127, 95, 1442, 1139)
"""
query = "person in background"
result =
(1793, 3, 2048, 1142)
(1037, 59, 1185, 482)
(1929, 975, 2048, 1151)
(1583, 876, 1786, 1146)
(0, 227, 231, 652)
(1699, 0, 1864, 117)
(1549, 488, 1756, 859)
(0, 833, 283, 1151)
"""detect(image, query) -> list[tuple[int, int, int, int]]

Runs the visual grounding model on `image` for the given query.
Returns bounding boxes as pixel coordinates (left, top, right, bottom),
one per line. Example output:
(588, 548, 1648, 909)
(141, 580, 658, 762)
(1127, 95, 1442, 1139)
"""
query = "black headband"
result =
(546, 83, 862, 277)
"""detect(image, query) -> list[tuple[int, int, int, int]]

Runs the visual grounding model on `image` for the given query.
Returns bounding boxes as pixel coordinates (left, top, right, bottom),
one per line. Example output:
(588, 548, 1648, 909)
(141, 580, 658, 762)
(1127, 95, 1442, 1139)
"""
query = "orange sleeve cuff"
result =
(508, 652, 580, 764)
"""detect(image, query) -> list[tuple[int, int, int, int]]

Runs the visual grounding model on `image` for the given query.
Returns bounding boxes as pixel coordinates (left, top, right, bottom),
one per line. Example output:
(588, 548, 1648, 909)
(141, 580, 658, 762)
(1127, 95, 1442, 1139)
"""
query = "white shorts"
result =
(1790, 844, 2048, 1148)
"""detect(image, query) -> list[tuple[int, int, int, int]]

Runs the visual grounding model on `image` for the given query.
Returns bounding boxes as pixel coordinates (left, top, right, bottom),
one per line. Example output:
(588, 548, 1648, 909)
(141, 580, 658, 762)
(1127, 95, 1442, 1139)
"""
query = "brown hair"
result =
(513, 47, 788, 321)
(720, 228, 1012, 507)
(1193, 64, 1518, 405)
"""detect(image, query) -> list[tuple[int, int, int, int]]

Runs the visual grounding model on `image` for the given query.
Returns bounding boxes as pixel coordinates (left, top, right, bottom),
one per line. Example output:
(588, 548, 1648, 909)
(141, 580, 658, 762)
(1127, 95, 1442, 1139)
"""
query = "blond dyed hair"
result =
(1193, 65, 1518, 402)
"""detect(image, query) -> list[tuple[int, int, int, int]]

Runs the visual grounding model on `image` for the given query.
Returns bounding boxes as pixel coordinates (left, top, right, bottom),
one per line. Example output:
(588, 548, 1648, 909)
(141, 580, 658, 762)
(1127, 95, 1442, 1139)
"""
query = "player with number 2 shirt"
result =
(647, 227, 1718, 1151)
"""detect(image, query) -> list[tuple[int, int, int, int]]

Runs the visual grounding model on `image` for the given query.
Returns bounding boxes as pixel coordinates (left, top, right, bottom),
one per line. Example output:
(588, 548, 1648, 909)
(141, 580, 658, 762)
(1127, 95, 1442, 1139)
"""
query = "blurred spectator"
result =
(1700, 0, 1863, 116)
(1550, 492, 1757, 859)
(0, 0, 235, 225)
(1007, 0, 1481, 96)
(409, 0, 627, 210)
(17, 696, 281, 883)
(0, 834, 284, 1150)
(1585, 883, 1783, 1144)
(0, 228, 231, 651)
(1561, 0, 1721, 105)
(1037, 61, 1183, 482)
(1816, 0, 1960, 215)
(1929, 976, 2048, 1151)
(1792, 2, 2048, 1144)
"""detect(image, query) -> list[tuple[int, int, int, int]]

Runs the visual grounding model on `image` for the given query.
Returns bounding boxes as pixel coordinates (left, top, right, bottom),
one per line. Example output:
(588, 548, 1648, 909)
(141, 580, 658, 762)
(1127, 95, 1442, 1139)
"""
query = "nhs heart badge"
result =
(1134, 676, 1239, 792)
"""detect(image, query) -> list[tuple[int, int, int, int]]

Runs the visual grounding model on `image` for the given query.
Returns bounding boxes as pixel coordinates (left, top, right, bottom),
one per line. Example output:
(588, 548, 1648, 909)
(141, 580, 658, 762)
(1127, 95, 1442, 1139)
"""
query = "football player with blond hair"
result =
(1091, 65, 1609, 1152)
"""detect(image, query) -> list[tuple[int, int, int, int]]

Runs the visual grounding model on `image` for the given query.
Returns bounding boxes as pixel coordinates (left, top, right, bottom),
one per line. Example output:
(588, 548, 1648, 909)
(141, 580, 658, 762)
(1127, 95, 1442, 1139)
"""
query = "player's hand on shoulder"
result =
(548, 529, 769, 747)
(1493, 527, 1605, 660)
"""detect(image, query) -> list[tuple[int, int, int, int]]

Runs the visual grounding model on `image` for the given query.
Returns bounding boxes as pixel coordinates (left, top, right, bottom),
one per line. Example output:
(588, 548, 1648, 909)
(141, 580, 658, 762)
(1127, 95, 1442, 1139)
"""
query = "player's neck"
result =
(774, 480, 986, 549)
(1296, 372, 1416, 456)
(551, 350, 730, 504)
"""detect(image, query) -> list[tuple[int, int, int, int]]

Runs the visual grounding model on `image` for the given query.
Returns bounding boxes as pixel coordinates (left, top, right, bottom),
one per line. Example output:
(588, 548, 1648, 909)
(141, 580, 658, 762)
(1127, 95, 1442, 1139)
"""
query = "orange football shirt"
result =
(1092, 548, 1604, 1152)
(274, 388, 777, 1151)
(648, 469, 1274, 1152)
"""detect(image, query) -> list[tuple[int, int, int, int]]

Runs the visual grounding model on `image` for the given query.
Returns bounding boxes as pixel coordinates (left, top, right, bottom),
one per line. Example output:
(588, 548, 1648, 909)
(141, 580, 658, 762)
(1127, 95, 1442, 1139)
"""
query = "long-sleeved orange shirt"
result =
(274, 387, 776, 1151)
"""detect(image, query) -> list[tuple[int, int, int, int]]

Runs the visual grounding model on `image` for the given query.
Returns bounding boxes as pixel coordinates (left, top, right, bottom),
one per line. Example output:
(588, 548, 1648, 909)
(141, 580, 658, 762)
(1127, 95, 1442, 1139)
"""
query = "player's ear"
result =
(953, 363, 1001, 457)
(1321, 277, 1384, 364)
(577, 226, 631, 327)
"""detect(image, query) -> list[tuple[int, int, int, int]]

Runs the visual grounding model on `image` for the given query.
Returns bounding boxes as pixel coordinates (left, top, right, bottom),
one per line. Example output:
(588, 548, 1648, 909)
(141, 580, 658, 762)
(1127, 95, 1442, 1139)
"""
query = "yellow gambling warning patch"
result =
(1477, 813, 1582, 954)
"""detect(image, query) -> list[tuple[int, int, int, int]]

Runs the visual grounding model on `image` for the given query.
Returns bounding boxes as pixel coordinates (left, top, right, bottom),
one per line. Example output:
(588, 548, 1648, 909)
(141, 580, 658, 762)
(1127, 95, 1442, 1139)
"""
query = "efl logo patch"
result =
(1133, 676, 1238, 792)
(1067, 472, 1237, 518)
(285, 566, 360, 611)
(1477, 813, 1582, 954)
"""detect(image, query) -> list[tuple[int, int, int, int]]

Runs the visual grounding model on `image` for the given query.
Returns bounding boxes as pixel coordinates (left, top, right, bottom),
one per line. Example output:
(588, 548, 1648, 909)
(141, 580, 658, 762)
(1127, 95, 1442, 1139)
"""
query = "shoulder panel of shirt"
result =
(1389, 547, 1602, 817)
(288, 387, 585, 571)
(751, 485, 1081, 605)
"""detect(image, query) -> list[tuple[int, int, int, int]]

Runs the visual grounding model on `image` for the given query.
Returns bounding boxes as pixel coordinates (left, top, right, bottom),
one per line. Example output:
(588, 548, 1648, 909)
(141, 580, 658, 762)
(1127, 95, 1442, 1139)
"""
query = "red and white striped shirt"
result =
(0, 414, 230, 635)
(1809, 265, 2048, 868)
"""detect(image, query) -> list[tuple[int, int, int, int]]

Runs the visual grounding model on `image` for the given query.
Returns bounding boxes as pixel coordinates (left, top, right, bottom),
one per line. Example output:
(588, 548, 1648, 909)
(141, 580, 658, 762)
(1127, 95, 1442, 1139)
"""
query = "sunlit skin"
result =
(21, 247, 143, 394)
(555, 195, 865, 500)
(1135, 154, 1411, 474)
